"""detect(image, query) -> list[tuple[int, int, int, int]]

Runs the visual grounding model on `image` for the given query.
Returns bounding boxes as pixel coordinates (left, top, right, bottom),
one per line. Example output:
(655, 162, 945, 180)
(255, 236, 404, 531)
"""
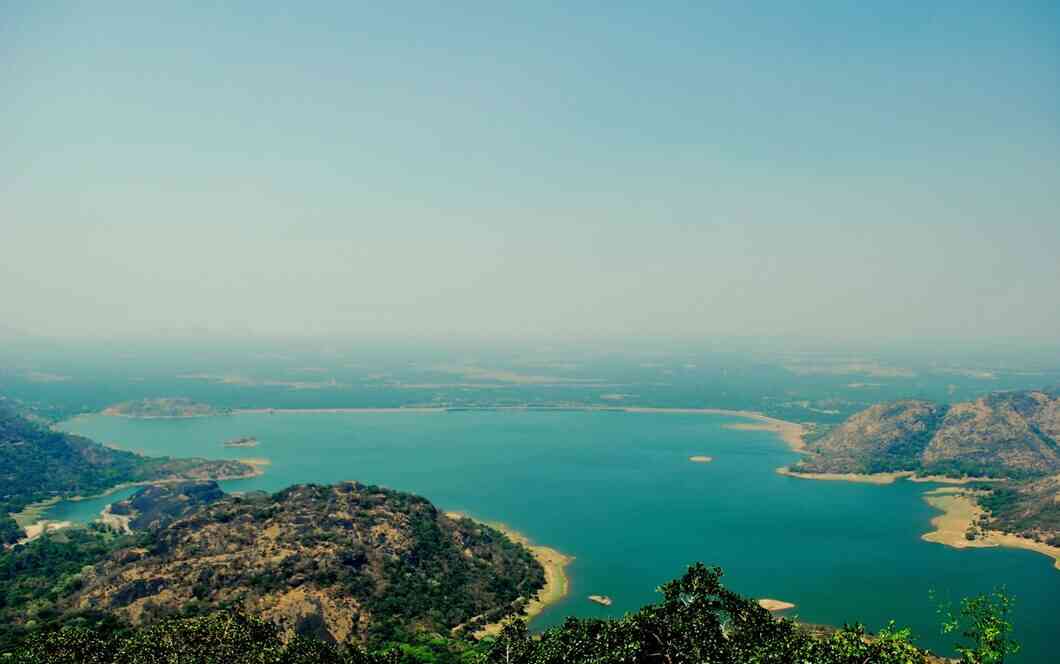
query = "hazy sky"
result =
(3, 3, 1058, 342)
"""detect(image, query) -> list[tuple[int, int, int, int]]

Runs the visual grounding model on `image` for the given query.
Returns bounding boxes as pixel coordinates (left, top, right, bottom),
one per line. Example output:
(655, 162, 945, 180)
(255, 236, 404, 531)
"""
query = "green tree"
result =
(939, 588, 1020, 664)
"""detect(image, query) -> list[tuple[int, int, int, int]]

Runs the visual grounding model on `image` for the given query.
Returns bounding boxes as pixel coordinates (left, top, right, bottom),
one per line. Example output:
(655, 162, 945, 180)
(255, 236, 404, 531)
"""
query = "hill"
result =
(794, 389, 1060, 479)
(0, 399, 256, 545)
(790, 388, 1060, 548)
(103, 481, 226, 532)
(66, 482, 545, 644)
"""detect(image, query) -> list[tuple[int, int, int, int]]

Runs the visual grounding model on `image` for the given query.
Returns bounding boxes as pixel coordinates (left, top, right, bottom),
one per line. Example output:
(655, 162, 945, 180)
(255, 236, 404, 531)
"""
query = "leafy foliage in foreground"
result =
(0, 526, 128, 653)
(12, 564, 968, 664)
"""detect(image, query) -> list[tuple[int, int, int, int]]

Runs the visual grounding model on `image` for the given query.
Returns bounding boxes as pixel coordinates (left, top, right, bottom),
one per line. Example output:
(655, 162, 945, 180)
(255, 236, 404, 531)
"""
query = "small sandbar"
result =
(689, 455, 713, 463)
(922, 488, 1060, 571)
(446, 511, 573, 637)
(758, 598, 795, 611)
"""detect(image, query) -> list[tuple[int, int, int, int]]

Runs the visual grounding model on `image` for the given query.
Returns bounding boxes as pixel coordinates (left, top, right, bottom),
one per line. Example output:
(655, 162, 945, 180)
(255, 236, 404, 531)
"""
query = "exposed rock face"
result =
(795, 390, 1060, 479)
(921, 392, 1060, 477)
(793, 389, 1060, 544)
(108, 481, 226, 531)
(795, 401, 946, 474)
(70, 482, 544, 644)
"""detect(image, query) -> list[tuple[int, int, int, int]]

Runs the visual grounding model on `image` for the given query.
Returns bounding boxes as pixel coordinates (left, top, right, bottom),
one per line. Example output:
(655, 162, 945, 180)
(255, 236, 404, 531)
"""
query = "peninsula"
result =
(445, 511, 572, 637)
(0, 402, 257, 546)
(781, 388, 1060, 567)
(63, 483, 547, 645)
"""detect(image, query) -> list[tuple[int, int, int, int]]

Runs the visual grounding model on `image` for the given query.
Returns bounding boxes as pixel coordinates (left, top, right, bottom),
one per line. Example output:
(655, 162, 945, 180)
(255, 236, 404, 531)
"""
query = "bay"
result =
(55, 411, 1060, 662)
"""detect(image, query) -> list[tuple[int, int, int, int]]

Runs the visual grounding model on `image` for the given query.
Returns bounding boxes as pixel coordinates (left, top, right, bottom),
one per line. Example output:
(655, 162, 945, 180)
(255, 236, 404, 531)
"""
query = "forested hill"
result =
(0, 398, 255, 544)
(66, 482, 545, 644)
(794, 388, 1060, 479)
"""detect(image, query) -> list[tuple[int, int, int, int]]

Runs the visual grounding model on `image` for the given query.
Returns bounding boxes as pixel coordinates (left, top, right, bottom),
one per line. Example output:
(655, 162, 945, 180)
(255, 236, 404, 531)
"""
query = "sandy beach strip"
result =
(775, 467, 913, 484)
(619, 407, 807, 452)
(445, 511, 573, 637)
(921, 488, 1060, 570)
(758, 598, 796, 611)
(16, 519, 74, 545)
(777, 468, 1003, 486)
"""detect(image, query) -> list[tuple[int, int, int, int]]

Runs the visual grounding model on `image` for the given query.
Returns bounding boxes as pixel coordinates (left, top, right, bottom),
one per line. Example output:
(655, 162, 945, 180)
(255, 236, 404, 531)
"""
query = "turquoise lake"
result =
(55, 411, 1060, 662)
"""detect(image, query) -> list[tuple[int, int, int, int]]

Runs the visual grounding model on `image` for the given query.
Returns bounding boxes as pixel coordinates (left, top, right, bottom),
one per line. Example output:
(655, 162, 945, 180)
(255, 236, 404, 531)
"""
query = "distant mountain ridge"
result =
(795, 388, 1060, 479)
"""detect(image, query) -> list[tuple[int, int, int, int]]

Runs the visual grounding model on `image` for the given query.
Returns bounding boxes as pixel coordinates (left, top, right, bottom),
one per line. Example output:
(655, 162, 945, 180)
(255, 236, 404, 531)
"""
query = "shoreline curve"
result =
(445, 511, 573, 637)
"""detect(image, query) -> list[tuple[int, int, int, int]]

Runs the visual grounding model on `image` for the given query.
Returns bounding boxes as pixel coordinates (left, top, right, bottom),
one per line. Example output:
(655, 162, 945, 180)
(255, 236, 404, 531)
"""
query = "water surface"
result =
(56, 411, 1060, 662)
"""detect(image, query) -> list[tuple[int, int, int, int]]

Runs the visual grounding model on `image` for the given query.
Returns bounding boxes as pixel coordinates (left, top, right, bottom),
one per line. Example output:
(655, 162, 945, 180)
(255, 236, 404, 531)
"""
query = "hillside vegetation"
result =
(0, 400, 255, 545)
(793, 388, 1060, 544)
(794, 389, 1060, 479)
(11, 564, 985, 664)
(66, 482, 544, 644)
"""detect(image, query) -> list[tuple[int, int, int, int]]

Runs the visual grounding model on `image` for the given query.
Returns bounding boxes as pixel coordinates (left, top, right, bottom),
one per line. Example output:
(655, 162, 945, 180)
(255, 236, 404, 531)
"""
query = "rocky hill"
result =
(68, 482, 544, 644)
(106, 481, 226, 532)
(794, 389, 1060, 479)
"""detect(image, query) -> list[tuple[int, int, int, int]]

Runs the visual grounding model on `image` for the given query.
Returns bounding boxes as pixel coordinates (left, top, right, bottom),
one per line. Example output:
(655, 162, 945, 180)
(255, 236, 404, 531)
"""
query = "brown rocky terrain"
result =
(68, 482, 544, 644)
(792, 388, 1060, 545)
(795, 389, 1060, 479)
(106, 481, 226, 531)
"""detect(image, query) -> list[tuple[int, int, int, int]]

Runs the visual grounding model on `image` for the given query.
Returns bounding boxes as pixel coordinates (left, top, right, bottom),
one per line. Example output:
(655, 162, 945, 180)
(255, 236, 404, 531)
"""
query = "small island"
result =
(103, 397, 229, 419)
(689, 455, 713, 463)
(589, 595, 613, 606)
(223, 436, 259, 448)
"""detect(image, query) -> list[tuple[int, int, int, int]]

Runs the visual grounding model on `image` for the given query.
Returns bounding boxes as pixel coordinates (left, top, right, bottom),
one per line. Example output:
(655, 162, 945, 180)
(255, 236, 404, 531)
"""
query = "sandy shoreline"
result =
(226, 406, 809, 451)
(445, 511, 573, 638)
(758, 598, 796, 611)
(16, 519, 74, 545)
(776, 468, 914, 485)
(776, 468, 1001, 486)
(921, 488, 1060, 570)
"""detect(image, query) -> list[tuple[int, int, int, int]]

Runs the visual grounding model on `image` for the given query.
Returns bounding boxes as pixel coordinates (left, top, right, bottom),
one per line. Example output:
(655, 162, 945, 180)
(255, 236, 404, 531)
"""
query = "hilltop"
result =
(67, 482, 545, 644)
(793, 389, 1060, 479)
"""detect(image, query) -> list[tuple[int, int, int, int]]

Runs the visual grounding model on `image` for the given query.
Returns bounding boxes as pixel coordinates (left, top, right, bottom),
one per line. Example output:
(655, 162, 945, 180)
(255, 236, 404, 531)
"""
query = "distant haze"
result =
(3, 3, 1058, 342)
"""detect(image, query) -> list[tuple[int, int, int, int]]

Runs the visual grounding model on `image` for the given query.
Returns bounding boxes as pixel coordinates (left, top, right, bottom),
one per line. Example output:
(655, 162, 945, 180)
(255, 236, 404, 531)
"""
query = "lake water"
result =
(55, 411, 1060, 662)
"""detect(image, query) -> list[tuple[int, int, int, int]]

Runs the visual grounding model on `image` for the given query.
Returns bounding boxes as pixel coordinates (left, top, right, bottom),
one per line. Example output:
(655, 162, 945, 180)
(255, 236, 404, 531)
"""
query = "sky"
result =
(2, 2, 1059, 343)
